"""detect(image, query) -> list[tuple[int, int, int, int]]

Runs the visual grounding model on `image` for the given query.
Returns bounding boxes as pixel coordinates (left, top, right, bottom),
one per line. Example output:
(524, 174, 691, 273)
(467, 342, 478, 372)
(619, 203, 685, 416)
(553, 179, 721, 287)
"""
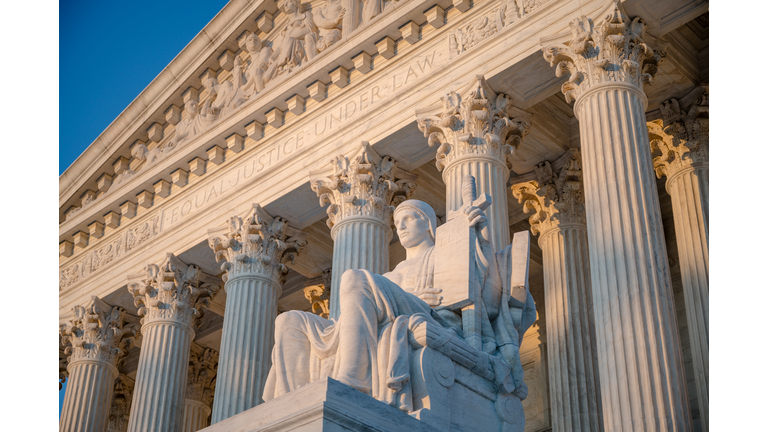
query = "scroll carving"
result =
(107, 374, 135, 432)
(416, 75, 531, 171)
(128, 254, 221, 329)
(542, 3, 665, 103)
(208, 204, 308, 284)
(649, 87, 709, 179)
(187, 345, 219, 406)
(310, 142, 417, 229)
(511, 150, 586, 236)
(60, 297, 139, 368)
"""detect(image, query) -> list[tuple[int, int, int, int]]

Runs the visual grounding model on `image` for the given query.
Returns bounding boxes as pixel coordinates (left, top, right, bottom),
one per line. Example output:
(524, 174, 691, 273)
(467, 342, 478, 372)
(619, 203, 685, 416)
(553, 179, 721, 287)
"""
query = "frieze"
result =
(59, 48, 446, 291)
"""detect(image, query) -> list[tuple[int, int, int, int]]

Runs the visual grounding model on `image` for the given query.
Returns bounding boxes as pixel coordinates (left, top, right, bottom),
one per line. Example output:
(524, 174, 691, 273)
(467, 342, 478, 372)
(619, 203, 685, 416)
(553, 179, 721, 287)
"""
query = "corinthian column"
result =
(311, 142, 417, 318)
(512, 150, 602, 432)
(59, 297, 137, 432)
(649, 87, 709, 431)
(183, 344, 218, 432)
(543, 5, 692, 431)
(107, 374, 135, 432)
(417, 75, 532, 250)
(127, 254, 220, 432)
(207, 204, 307, 422)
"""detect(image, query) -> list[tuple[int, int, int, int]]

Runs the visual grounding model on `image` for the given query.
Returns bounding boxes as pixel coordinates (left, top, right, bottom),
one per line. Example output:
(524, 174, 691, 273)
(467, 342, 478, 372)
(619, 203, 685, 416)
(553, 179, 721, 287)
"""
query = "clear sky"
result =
(59, 0, 228, 415)
(59, 0, 229, 175)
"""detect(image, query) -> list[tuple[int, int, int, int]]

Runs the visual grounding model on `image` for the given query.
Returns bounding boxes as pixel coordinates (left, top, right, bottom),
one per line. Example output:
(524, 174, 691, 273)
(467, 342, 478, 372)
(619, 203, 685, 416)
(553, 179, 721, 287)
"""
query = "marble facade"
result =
(59, 0, 709, 431)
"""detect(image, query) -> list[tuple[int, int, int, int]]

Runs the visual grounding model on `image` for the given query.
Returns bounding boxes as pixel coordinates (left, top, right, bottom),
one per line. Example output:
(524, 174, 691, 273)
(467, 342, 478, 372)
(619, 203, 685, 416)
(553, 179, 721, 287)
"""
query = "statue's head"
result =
(184, 99, 198, 115)
(277, 0, 300, 14)
(131, 143, 148, 161)
(394, 200, 437, 249)
(245, 33, 262, 53)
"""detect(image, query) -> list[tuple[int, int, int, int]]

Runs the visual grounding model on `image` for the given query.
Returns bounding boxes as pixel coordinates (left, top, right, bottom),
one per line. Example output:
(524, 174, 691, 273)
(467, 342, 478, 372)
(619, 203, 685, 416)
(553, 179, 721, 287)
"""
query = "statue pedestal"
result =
(199, 378, 438, 432)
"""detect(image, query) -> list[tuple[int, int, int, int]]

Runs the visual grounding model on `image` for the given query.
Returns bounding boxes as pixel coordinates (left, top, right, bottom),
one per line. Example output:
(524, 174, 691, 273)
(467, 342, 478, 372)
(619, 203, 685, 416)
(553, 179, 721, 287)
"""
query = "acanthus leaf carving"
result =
(128, 254, 221, 329)
(304, 268, 332, 319)
(511, 150, 586, 236)
(60, 296, 139, 368)
(207, 204, 308, 284)
(649, 86, 709, 179)
(542, 2, 666, 103)
(107, 374, 135, 432)
(310, 142, 417, 230)
(416, 75, 531, 171)
(187, 344, 219, 407)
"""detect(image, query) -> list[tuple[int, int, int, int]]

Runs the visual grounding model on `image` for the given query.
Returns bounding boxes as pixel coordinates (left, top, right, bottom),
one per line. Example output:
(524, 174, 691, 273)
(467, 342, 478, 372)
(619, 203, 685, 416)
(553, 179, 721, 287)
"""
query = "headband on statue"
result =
(394, 200, 437, 240)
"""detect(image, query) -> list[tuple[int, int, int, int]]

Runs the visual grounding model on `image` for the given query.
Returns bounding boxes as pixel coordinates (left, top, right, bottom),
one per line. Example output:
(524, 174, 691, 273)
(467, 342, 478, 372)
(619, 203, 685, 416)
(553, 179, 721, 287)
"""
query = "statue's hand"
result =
(413, 287, 442, 307)
(464, 205, 491, 245)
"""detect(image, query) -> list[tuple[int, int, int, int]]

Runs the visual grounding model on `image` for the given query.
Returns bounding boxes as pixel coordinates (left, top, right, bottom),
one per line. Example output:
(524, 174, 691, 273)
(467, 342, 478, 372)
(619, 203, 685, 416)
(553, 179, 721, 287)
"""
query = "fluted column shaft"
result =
(666, 162, 709, 428)
(59, 360, 117, 432)
(539, 224, 602, 432)
(444, 157, 510, 250)
(329, 217, 391, 318)
(211, 275, 280, 422)
(128, 321, 193, 432)
(576, 84, 690, 431)
(182, 399, 211, 432)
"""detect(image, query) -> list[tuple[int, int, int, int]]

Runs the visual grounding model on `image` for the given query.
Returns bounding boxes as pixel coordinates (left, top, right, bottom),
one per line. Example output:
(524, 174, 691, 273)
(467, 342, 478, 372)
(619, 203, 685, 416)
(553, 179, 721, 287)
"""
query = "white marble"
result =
(512, 151, 603, 431)
(60, 298, 137, 432)
(126, 254, 220, 432)
(311, 143, 416, 318)
(207, 205, 307, 423)
(544, 7, 692, 430)
(417, 75, 532, 251)
(649, 87, 709, 432)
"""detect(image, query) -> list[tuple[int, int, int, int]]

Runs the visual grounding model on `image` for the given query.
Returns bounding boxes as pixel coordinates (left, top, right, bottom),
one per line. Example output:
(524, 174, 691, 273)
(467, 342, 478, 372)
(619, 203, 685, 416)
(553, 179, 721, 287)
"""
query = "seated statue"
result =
(263, 198, 537, 415)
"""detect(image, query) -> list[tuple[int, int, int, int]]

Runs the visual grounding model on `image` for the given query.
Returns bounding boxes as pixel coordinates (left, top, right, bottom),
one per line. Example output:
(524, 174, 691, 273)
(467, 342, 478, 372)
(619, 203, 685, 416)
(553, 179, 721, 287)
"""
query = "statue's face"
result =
(395, 209, 432, 249)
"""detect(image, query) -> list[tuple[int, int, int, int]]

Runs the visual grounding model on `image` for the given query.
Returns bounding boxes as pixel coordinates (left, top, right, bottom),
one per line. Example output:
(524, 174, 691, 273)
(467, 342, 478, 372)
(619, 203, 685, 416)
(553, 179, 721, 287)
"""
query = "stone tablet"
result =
(433, 212, 477, 309)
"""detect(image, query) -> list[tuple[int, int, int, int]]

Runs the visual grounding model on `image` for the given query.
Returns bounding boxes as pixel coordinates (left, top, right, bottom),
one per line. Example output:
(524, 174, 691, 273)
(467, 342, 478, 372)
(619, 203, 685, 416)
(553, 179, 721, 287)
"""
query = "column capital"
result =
(304, 269, 331, 319)
(60, 296, 139, 369)
(311, 142, 417, 231)
(511, 150, 586, 237)
(649, 86, 709, 179)
(107, 374, 135, 432)
(187, 344, 218, 407)
(542, 3, 666, 103)
(128, 254, 221, 330)
(416, 75, 532, 171)
(208, 204, 308, 284)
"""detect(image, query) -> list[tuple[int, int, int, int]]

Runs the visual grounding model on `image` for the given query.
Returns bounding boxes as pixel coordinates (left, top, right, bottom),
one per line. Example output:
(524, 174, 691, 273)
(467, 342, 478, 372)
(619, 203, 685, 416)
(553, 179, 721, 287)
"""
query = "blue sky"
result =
(59, 0, 229, 175)
(59, 0, 228, 415)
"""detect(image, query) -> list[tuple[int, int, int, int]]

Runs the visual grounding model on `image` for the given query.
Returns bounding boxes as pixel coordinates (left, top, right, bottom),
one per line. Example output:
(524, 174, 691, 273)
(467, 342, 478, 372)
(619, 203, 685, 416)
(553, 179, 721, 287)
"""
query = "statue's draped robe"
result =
(263, 238, 536, 411)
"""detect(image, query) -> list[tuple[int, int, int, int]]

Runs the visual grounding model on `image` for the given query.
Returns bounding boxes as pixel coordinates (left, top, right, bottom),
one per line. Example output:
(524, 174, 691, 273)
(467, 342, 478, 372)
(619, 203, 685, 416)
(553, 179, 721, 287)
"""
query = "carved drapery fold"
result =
(311, 143, 416, 318)
(59, 298, 138, 432)
(127, 254, 220, 432)
(417, 75, 531, 249)
(208, 205, 307, 423)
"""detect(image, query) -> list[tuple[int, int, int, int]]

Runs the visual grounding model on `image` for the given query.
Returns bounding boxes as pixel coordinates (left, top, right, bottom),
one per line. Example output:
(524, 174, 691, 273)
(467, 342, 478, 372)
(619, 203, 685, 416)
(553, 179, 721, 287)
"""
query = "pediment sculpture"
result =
(264, 175, 536, 430)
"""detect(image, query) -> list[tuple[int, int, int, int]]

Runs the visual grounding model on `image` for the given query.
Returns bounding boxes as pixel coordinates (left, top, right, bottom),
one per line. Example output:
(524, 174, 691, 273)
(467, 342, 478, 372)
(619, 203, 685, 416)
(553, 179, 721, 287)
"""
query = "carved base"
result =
(199, 378, 439, 432)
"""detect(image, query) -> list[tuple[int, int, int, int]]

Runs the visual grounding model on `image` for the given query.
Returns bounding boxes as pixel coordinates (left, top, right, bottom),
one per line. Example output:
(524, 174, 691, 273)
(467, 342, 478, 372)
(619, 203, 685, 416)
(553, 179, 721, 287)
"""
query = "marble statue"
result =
(239, 34, 273, 98)
(263, 196, 536, 413)
(265, 0, 343, 83)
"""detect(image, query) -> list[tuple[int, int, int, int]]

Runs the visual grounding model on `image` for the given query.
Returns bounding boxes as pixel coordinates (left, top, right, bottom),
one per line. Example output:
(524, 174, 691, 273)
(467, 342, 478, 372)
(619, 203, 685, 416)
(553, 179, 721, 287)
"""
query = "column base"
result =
(200, 378, 438, 432)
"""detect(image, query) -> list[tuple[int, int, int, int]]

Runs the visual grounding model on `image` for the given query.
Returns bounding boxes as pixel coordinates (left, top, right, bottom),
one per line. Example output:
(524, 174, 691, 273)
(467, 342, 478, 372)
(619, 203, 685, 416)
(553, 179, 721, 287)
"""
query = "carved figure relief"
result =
(362, 0, 398, 25)
(449, 0, 545, 58)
